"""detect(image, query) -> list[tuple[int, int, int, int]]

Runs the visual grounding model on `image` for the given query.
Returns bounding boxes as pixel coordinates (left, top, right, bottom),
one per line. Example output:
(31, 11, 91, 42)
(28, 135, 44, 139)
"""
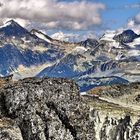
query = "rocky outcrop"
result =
(0, 118, 23, 140)
(0, 77, 140, 140)
(90, 109, 140, 140)
(87, 82, 140, 140)
(0, 77, 95, 140)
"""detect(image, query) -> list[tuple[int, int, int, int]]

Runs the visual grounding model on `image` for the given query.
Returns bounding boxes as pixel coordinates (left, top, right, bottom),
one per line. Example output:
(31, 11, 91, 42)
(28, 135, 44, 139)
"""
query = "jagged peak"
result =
(31, 29, 53, 42)
(0, 19, 30, 37)
(6, 19, 17, 25)
(30, 29, 40, 34)
(0, 19, 20, 28)
(30, 29, 46, 36)
(122, 29, 137, 35)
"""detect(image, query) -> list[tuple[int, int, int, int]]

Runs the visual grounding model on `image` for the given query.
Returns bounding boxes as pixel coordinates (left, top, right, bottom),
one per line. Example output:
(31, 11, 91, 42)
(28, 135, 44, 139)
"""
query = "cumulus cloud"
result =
(0, 0, 105, 30)
(135, 13, 140, 24)
(0, 2, 3, 7)
(126, 13, 140, 34)
(126, 12, 140, 28)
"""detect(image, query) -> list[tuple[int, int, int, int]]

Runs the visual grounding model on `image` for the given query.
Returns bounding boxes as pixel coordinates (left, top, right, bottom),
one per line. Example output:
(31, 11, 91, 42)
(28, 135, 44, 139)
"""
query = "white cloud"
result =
(129, 12, 140, 27)
(122, 11, 140, 35)
(1, 18, 30, 27)
(135, 13, 140, 24)
(127, 19, 135, 28)
(0, 0, 105, 30)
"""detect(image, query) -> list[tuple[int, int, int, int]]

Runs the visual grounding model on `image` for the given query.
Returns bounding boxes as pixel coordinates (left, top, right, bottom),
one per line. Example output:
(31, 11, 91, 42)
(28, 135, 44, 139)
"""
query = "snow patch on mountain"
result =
(115, 53, 125, 60)
(51, 31, 79, 42)
(100, 30, 116, 41)
(31, 30, 52, 43)
(0, 20, 12, 28)
(100, 30, 120, 48)
(73, 46, 88, 53)
(127, 37, 140, 47)
(128, 50, 140, 56)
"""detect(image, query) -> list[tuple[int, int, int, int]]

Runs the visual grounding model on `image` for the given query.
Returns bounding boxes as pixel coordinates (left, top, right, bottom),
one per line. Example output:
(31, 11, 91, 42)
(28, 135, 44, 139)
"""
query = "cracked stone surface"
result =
(0, 77, 95, 140)
(0, 77, 140, 140)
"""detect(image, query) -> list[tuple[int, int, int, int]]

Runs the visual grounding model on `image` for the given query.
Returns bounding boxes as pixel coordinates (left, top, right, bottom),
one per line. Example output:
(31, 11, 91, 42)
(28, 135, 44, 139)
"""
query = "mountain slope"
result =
(113, 29, 140, 43)
(31, 29, 53, 43)
(0, 20, 64, 76)
(0, 20, 140, 92)
(0, 20, 29, 37)
(38, 29, 140, 91)
(31, 29, 81, 53)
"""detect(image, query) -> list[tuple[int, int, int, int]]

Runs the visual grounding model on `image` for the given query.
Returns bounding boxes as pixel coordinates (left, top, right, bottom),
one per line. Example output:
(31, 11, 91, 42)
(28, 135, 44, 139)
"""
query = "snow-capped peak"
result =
(0, 20, 17, 28)
(51, 31, 68, 41)
(100, 30, 116, 41)
(51, 31, 79, 42)
(0, 19, 30, 37)
(72, 46, 88, 54)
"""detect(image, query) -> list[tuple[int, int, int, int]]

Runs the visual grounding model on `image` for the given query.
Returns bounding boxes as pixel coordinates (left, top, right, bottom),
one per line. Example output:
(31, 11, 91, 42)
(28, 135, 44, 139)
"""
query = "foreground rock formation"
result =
(0, 77, 140, 140)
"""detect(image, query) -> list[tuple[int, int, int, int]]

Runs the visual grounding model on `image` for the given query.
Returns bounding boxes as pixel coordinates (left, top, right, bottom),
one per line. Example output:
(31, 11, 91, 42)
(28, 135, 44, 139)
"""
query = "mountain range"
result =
(0, 20, 140, 92)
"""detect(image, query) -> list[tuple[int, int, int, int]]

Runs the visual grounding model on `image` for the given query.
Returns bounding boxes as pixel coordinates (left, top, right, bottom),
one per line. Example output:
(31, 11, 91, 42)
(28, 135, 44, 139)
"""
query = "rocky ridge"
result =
(0, 77, 94, 140)
(0, 77, 140, 139)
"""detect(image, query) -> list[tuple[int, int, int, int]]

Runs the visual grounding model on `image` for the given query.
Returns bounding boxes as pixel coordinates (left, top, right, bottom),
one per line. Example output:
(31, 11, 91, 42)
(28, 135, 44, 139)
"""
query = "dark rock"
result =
(80, 38, 99, 49)
(113, 29, 139, 43)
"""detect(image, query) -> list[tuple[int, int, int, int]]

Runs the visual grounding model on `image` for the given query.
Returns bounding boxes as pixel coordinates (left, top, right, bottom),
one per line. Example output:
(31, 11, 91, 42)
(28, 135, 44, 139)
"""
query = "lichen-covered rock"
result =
(100, 116, 132, 140)
(0, 118, 23, 140)
(0, 77, 140, 140)
(130, 119, 140, 140)
(0, 77, 95, 140)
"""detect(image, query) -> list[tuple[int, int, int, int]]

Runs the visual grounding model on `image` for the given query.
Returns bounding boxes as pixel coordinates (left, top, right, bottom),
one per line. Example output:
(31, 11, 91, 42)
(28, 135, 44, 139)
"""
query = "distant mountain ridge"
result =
(38, 29, 140, 91)
(1, 20, 140, 92)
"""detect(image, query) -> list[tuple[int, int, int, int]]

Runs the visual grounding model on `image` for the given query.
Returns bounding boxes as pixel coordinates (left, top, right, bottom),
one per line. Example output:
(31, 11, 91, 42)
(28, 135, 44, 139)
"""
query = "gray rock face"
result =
(92, 112, 140, 140)
(0, 118, 23, 140)
(0, 77, 95, 140)
(0, 77, 140, 140)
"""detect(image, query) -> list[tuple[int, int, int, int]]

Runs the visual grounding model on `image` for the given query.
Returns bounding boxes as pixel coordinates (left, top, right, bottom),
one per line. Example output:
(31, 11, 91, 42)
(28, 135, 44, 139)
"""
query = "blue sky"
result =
(98, 0, 140, 29)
